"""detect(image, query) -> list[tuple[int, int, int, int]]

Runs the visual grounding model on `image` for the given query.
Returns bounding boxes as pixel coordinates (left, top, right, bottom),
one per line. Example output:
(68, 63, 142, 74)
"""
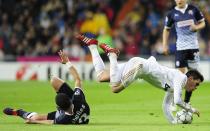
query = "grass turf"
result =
(0, 81, 209, 131)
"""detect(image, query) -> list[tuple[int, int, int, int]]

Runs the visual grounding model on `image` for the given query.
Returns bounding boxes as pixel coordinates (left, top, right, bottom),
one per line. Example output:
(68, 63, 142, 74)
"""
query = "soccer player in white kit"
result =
(76, 34, 203, 124)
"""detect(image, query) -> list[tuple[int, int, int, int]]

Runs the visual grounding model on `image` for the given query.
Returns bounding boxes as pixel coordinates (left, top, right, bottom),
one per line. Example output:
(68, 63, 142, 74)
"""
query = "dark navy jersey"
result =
(164, 4, 204, 50)
(54, 88, 90, 124)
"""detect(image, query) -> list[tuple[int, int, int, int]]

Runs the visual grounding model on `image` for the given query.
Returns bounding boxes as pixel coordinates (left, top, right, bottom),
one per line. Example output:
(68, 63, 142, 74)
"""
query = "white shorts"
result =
(120, 57, 146, 87)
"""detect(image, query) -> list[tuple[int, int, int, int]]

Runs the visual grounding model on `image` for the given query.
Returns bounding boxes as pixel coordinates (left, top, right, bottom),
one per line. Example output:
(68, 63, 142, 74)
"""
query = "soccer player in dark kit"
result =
(3, 50, 90, 125)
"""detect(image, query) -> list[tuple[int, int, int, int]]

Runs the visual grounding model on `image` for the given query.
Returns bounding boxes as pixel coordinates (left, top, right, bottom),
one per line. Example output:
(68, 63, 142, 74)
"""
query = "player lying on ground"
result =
(3, 50, 90, 125)
(75, 34, 204, 124)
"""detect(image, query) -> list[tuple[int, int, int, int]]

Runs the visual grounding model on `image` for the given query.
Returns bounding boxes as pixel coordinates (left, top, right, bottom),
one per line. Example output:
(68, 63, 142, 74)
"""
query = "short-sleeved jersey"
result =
(121, 56, 187, 105)
(164, 4, 204, 50)
(54, 88, 90, 124)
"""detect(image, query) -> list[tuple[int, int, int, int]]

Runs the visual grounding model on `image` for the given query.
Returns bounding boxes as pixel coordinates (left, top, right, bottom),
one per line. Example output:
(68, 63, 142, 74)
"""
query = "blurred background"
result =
(0, 0, 210, 81)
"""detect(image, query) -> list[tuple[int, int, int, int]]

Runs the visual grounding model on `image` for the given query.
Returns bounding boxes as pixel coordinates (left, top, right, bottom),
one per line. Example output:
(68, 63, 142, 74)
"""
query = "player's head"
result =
(175, 0, 187, 8)
(55, 93, 72, 111)
(185, 69, 204, 91)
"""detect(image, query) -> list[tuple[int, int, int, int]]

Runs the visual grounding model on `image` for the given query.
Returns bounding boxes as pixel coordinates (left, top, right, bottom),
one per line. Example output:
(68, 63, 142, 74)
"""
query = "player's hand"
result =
(171, 119, 178, 124)
(189, 24, 197, 32)
(58, 50, 70, 64)
(163, 45, 169, 55)
(192, 108, 200, 117)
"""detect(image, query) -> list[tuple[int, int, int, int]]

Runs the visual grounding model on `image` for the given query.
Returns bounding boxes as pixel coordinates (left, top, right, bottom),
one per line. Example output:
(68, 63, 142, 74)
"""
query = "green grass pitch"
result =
(0, 81, 209, 131)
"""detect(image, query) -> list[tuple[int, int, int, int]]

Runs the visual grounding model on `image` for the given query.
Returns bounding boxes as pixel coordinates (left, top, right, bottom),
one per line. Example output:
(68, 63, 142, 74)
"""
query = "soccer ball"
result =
(176, 109, 193, 124)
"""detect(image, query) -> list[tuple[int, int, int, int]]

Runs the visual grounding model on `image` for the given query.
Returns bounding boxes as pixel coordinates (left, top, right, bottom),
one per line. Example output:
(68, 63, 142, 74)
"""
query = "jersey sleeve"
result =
(173, 77, 183, 105)
(54, 114, 71, 124)
(164, 11, 174, 29)
(162, 91, 176, 124)
(194, 6, 204, 22)
(72, 88, 86, 103)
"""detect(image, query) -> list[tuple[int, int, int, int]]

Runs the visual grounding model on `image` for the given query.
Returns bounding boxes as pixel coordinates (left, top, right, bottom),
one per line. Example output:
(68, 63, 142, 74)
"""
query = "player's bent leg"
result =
(110, 83, 125, 93)
(50, 76, 65, 92)
(76, 35, 107, 78)
(96, 70, 110, 82)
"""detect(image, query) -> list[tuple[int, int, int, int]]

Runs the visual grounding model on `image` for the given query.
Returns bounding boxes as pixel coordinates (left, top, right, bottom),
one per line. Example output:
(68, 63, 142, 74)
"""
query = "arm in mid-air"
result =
(162, 28, 170, 55)
(162, 12, 173, 55)
(58, 50, 82, 89)
(69, 66, 82, 88)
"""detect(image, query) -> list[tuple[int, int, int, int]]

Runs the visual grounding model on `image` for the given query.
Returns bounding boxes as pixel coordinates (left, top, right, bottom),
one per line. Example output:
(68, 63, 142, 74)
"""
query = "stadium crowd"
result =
(0, 0, 210, 61)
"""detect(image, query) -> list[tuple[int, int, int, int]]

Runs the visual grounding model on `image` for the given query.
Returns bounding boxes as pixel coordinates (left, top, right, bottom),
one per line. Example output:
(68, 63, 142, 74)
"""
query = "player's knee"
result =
(97, 76, 104, 82)
(28, 114, 39, 121)
(111, 89, 120, 93)
(111, 87, 120, 93)
(97, 75, 106, 82)
(110, 83, 124, 93)
(50, 76, 64, 91)
(50, 76, 59, 86)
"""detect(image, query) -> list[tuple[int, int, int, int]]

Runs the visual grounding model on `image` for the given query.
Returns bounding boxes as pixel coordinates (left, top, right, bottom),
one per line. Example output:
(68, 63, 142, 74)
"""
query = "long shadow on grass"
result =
(89, 122, 209, 126)
(89, 122, 170, 126)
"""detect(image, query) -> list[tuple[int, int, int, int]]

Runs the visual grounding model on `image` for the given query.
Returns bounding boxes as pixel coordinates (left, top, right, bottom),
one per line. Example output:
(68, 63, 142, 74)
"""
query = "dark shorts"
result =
(56, 83, 74, 98)
(47, 82, 73, 120)
(175, 49, 200, 69)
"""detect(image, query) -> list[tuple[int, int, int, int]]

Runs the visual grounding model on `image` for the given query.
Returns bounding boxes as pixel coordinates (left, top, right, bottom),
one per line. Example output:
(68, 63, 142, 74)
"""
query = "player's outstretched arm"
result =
(26, 119, 54, 124)
(162, 92, 177, 124)
(58, 50, 82, 88)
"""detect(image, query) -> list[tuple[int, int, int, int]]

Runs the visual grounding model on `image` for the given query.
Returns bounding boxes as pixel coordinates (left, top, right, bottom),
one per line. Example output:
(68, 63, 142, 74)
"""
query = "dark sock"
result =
(184, 91, 192, 103)
(17, 110, 30, 119)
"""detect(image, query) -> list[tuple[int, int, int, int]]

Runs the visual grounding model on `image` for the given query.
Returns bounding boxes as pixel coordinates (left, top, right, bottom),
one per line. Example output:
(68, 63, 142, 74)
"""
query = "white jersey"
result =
(120, 56, 187, 105)
(117, 56, 198, 124)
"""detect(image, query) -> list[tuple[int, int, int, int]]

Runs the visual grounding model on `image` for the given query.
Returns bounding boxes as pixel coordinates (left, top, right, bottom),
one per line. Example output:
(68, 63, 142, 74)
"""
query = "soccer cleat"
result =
(3, 107, 19, 116)
(99, 43, 120, 56)
(3, 107, 36, 119)
(75, 34, 98, 46)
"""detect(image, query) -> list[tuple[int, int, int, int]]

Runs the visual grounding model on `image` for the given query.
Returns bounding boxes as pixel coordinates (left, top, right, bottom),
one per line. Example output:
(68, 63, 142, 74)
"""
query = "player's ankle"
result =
(17, 109, 26, 116)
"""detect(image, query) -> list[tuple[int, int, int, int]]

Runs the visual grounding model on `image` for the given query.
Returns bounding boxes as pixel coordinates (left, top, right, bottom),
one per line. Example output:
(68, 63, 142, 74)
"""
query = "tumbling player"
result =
(162, 0, 205, 103)
(3, 50, 90, 125)
(76, 34, 203, 124)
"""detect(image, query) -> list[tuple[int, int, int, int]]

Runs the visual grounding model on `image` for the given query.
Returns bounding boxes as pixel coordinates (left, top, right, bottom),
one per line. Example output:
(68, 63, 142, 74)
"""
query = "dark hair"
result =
(55, 93, 72, 111)
(186, 69, 204, 82)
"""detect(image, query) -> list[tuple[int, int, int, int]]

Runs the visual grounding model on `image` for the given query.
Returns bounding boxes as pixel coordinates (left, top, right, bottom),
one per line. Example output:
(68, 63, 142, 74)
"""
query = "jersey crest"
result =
(188, 10, 193, 15)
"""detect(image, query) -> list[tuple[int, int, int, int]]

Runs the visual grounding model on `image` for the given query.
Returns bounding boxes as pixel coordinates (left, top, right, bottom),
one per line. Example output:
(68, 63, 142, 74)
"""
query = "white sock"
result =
(108, 53, 120, 85)
(88, 45, 105, 77)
